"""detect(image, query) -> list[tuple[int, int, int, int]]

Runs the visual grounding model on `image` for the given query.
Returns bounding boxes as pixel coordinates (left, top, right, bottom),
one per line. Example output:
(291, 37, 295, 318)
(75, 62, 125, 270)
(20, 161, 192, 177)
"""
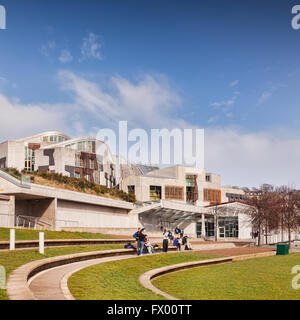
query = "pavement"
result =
(29, 255, 135, 300)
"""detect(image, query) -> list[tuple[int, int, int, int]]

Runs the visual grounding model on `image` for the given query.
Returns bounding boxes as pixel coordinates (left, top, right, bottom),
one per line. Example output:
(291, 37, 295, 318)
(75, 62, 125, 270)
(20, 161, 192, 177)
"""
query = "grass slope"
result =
(0, 244, 123, 300)
(68, 252, 221, 300)
(153, 253, 300, 300)
(0, 228, 115, 241)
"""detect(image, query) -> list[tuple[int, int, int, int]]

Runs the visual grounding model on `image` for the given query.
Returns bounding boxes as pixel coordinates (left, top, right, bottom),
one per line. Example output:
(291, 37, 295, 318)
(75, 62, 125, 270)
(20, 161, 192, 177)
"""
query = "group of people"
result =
(129, 226, 192, 255)
(163, 228, 192, 252)
(132, 228, 158, 256)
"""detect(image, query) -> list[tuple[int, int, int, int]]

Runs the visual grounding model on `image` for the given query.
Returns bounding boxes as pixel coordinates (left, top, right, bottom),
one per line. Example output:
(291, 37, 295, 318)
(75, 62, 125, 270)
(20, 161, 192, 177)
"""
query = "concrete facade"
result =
(0, 169, 134, 231)
(120, 164, 245, 206)
(0, 131, 117, 187)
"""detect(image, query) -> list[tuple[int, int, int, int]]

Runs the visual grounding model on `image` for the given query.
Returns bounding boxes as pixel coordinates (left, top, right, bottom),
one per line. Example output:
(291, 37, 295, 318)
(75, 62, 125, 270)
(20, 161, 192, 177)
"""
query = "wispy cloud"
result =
(211, 98, 235, 108)
(58, 70, 182, 128)
(59, 50, 73, 63)
(229, 80, 239, 87)
(40, 41, 56, 57)
(80, 33, 102, 61)
(257, 91, 272, 105)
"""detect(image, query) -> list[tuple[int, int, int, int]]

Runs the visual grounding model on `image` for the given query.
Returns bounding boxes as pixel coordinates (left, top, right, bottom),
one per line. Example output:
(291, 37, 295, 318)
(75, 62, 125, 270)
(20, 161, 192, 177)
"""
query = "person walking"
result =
(162, 229, 169, 253)
(138, 228, 146, 256)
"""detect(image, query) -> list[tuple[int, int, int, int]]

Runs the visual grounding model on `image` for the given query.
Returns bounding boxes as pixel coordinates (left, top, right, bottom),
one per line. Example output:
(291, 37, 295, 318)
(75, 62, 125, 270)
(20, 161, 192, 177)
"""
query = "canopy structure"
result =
(133, 200, 206, 231)
(133, 200, 253, 233)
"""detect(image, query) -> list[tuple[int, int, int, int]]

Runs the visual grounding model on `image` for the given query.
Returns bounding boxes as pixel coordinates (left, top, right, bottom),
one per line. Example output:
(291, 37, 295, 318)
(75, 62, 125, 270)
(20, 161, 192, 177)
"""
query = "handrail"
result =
(0, 169, 31, 189)
(15, 215, 53, 230)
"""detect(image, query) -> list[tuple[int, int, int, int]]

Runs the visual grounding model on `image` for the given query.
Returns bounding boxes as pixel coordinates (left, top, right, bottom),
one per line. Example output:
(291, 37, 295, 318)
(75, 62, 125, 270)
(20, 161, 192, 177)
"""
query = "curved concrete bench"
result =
(0, 238, 133, 250)
(139, 251, 276, 300)
(7, 246, 178, 300)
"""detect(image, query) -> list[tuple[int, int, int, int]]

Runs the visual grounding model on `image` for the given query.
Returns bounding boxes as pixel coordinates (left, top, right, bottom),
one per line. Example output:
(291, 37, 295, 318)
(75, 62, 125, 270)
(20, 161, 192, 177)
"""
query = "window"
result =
(128, 185, 135, 195)
(150, 186, 162, 201)
(74, 172, 80, 179)
(205, 218, 215, 237)
(226, 193, 245, 202)
(165, 186, 184, 200)
(203, 188, 221, 203)
(24, 146, 35, 171)
(89, 159, 94, 169)
(206, 175, 211, 182)
(219, 217, 239, 238)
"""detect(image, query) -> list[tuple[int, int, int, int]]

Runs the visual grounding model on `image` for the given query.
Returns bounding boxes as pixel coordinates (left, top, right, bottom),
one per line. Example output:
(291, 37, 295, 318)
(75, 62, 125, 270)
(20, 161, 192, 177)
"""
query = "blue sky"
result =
(0, 0, 300, 187)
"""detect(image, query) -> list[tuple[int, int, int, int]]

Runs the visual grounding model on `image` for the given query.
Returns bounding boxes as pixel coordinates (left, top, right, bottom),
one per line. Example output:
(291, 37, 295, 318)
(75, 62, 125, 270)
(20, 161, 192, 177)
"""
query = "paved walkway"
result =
(29, 255, 135, 300)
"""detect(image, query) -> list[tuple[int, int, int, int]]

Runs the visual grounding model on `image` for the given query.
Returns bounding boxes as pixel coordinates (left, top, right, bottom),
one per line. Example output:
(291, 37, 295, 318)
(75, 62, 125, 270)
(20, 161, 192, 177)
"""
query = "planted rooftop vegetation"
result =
(2, 168, 136, 203)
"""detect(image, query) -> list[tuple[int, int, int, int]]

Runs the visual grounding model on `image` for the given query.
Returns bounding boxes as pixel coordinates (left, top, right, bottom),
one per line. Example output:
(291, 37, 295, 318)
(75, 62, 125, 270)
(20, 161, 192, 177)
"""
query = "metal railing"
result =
(15, 215, 53, 230)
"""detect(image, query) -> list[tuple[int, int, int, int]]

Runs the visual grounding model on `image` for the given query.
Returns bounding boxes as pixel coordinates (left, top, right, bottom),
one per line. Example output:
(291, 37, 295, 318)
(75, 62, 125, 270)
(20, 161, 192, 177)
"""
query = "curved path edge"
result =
(6, 246, 177, 300)
(139, 251, 276, 300)
(6, 248, 137, 300)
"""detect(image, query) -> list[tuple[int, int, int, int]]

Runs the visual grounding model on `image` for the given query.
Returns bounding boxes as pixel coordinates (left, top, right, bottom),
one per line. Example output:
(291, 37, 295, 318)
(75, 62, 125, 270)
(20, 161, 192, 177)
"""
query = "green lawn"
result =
(153, 253, 300, 300)
(0, 227, 116, 241)
(68, 252, 221, 300)
(0, 244, 123, 300)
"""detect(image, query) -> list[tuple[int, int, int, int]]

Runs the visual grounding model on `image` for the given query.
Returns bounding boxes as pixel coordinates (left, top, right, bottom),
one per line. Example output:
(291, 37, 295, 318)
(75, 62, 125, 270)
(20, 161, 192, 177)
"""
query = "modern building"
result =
(0, 131, 117, 187)
(2, 132, 296, 242)
(120, 164, 245, 206)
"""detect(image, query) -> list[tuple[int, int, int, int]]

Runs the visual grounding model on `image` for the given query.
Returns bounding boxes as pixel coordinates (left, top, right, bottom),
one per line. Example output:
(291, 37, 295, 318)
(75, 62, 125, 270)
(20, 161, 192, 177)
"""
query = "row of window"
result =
(226, 193, 245, 201)
(75, 154, 95, 169)
(129, 185, 218, 202)
(43, 135, 68, 143)
(203, 188, 221, 203)
(129, 185, 241, 204)
(65, 141, 95, 153)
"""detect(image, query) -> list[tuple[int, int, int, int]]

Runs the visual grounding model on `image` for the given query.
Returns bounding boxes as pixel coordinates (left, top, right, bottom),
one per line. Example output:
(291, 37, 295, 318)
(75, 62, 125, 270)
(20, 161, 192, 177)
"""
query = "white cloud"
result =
(58, 70, 181, 127)
(80, 33, 102, 61)
(0, 93, 67, 141)
(257, 91, 272, 105)
(211, 99, 235, 108)
(59, 50, 73, 63)
(229, 80, 239, 87)
(205, 128, 300, 188)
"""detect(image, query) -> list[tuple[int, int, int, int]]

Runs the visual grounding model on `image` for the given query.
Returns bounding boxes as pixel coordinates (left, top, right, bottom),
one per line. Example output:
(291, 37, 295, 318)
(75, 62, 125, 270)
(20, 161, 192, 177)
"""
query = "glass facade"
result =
(42, 135, 68, 143)
(24, 146, 35, 171)
(65, 141, 96, 153)
(196, 216, 239, 238)
(218, 216, 239, 238)
(150, 186, 162, 200)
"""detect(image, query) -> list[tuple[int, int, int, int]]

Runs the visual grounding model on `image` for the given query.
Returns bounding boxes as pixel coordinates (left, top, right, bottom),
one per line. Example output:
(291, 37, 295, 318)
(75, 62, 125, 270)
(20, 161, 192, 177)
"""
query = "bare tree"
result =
(244, 184, 278, 246)
(276, 186, 300, 248)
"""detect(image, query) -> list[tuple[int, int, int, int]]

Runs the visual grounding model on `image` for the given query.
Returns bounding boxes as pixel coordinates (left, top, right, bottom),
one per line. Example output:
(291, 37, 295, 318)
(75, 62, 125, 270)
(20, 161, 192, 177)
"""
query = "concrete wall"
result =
(238, 213, 252, 240)
(15, 198, 56, 226)
(0, 195, 14, 228)
(56, 199, 135, 231)
(35, 147, 76, 175)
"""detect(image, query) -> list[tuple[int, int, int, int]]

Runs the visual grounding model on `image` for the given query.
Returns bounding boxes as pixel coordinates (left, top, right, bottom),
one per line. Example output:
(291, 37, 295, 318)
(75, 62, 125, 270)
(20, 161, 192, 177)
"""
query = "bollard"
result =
(9, 229, 15, 251)
(39, 232, 45, 255)
(0, 265, 6, 289)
